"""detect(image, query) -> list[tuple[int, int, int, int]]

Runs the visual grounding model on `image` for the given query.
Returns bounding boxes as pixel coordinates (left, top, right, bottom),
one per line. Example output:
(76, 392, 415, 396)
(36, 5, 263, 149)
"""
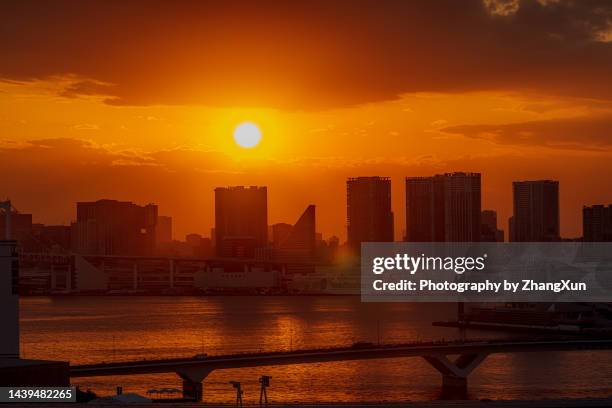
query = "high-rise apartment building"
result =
(405, 172, 481, 242)
(347, 177, 394, 252)
(71, 199, 158, 256)
(511, 180, 560, 242)
(215, 186, 268, 258)
(583, 204, 612, 242)
(405, 176, 439, 241)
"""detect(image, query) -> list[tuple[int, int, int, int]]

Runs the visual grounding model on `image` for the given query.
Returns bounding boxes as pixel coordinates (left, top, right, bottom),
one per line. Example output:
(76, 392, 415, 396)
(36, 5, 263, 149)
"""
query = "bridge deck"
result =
(70, 338, 612, 378)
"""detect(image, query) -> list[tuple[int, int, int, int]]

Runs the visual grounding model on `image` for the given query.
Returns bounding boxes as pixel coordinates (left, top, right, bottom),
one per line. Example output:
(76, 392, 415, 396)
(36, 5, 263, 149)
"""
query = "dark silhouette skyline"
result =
(2, 173, 612, 261)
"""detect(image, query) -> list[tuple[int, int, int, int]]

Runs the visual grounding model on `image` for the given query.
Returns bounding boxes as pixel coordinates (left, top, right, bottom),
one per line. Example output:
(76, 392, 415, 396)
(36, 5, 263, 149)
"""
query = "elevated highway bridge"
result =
(70, 338, 612, 401)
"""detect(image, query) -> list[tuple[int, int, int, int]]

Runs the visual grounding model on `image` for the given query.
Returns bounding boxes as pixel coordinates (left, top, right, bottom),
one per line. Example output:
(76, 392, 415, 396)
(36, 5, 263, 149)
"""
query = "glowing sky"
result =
(2, 0, 612, 240)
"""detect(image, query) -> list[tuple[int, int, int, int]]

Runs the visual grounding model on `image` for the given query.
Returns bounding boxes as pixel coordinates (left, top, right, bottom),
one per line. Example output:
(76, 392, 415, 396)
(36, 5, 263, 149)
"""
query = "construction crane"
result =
(0, 200, 13, 240)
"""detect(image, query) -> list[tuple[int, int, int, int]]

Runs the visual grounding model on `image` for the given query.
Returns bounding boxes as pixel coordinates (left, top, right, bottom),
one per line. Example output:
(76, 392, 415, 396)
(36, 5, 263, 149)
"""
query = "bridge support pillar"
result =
(441, 374, 467, 397)
(177, 368, 213, 402)
(423, 352, 487, 398)
(181, 378, 203, 401)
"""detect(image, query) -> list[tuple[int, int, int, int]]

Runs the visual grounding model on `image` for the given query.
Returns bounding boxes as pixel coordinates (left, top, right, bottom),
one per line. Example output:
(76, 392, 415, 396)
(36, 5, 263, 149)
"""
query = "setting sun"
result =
(233, 122, 262, 148)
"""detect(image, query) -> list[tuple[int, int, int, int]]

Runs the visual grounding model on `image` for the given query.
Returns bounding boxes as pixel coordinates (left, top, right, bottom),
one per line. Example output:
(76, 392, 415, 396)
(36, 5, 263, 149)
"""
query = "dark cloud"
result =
(441, 114, 612, 150)
(58, 79, 116, 99)
(0, 138, 236, 172)
(1, 0, 612, 108)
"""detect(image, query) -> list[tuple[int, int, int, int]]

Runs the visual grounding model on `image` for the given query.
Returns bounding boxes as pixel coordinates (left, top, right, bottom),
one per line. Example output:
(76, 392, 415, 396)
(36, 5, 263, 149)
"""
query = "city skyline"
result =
(3, 141, 611, 242)
(2, 174, 610, 250)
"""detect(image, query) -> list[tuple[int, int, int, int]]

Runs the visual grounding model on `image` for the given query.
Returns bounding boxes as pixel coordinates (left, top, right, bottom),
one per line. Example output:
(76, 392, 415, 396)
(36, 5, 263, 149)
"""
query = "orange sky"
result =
(2, 0, 612, 240)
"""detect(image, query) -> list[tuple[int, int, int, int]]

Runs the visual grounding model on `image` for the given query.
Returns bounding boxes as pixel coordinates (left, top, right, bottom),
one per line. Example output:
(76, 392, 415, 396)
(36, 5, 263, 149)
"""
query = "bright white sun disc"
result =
(233, 122, 262, 148)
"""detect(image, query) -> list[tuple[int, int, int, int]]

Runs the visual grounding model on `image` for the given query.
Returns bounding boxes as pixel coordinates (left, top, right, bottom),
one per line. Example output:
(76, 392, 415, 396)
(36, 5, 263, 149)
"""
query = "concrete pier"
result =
(441, 375, 468, 398)
(422, 353, 488, 398)
(181, 378, 203, 401)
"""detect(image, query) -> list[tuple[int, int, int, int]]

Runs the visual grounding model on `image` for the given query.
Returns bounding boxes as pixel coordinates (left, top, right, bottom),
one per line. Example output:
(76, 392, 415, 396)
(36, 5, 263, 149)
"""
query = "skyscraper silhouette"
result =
(511, 180, 560, 242)
(405, 176, 439, 242)
(71, 199, 158, 256)
(214, 186, 268, 258)
(583, 204, 612, 242)
(405, 172, 481, 242)
(346, 177, 394, 252)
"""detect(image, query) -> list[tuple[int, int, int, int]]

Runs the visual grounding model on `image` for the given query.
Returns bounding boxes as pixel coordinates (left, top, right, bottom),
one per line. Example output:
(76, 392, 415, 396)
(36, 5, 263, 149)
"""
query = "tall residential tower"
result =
(583, 204, 612, 242)
(347, 177, 394, 252)
(406, 172, 481, 242)
(511, 180, 560, 242)
(71, 199, 158, 256)
(215, 186, 268, 258)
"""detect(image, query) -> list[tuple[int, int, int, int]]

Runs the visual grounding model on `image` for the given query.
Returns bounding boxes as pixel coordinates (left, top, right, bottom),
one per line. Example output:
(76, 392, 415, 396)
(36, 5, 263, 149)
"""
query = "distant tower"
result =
(405, 176, 438, 241)
(71, 199, 158, 255)
(406, 172, 481, 242)
(346, 177, 394, 253)
(511, 180, 559, 242)
(444, 172, 481, 242)
(215, 186, 268, 258)
(583, 204, 612, 242)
